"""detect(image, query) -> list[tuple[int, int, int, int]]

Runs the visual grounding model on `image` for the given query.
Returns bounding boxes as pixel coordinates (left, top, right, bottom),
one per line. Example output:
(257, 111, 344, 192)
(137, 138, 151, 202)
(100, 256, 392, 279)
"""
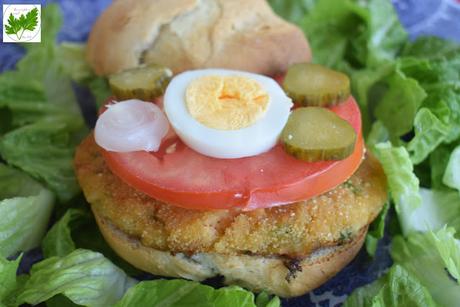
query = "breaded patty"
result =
(75, 135, 387, 258)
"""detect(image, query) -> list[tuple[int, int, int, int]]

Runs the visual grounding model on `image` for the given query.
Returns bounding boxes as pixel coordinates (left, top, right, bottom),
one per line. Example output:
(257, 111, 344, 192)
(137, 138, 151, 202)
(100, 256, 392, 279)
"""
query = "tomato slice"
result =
(101, 97, 363, 210)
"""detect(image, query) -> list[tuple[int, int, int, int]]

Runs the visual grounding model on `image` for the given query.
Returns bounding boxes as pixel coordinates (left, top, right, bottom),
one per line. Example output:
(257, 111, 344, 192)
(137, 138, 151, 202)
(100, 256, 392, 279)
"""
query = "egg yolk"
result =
(185, 76, 269, 130)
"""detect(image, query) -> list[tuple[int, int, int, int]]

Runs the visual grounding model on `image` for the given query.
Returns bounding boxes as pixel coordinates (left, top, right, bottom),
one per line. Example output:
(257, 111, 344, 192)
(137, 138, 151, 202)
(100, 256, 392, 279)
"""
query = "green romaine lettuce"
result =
(402, 36, 460, 60)
(407, 108, 450, 164)
(0, 116, 87, 201)
(430, 144, 453, 189)
(443, 145, 460, 193)
(372, 142, 421, 235)
(0, 256, 21, 306)
(344, 265, 436, 307)
(0, 4, 88, 202)
(0, 164, 54, 258)
(404, 188, 460, 233)
(365, 202, 389, 256)
(55, 42, 111, 108)
(268, 0, 317, 25)
(391, 228, 460, 306)
(18, 249, 136, 307)
(373, 70, 427, 138)
(298, 0, 363, 68)
(42, 209, 86, 258)
(41, 204, 142, 276)
(114, 279, 280, 307)
(293, 0, 406, 70)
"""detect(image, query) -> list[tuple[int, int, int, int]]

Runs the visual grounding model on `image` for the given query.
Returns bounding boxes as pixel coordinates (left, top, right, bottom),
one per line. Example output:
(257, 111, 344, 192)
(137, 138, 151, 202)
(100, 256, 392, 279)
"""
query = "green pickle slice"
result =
(283, 63, 350, 106)
(282, 107, 357, 162)
(108, 64, 173, 101)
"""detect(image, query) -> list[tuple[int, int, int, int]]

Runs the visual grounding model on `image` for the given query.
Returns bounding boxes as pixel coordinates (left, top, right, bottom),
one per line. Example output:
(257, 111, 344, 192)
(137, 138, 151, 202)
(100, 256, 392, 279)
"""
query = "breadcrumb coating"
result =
(75, 135, 387, 258)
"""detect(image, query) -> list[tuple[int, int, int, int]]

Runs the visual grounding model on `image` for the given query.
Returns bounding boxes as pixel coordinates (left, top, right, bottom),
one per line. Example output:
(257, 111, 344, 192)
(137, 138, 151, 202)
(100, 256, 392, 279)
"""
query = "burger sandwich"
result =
(75, 0, 387, 297)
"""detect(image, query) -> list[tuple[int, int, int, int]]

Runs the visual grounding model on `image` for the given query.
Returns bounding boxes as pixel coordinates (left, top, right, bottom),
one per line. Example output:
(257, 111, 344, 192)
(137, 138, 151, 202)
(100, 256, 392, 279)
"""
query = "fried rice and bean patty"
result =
(75, 135, 387, 259)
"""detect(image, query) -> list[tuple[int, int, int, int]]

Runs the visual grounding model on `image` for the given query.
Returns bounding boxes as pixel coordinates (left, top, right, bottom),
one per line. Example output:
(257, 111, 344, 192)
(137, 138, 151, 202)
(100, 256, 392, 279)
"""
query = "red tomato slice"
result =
(101, 97, 363, 210)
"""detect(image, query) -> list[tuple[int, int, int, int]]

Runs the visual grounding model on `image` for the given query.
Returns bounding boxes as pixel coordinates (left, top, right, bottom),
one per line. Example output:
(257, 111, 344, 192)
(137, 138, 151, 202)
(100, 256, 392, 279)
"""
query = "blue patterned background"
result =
(1, 0, 459, 306)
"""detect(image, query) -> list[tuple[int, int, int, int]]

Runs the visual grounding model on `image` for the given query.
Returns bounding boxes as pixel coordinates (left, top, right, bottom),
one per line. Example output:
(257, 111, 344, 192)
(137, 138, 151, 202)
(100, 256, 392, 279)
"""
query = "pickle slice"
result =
(109, 64, 173, 101)
(283, 63, 350, 106)
(282, 107, 357, 162)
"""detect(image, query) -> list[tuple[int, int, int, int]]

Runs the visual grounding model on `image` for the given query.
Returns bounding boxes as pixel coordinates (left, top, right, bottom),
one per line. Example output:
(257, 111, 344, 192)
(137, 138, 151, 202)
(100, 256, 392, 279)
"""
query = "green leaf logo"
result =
(4, 7, 39, 41)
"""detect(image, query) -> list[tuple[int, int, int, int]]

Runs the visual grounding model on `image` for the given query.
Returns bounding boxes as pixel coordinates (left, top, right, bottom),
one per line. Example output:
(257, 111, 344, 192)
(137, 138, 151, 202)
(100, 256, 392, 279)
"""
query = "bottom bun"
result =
(95, 213, 366, 297)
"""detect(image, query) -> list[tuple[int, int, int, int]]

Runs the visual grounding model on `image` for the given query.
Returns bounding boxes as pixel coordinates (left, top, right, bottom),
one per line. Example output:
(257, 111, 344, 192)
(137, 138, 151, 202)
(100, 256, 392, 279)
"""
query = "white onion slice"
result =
(95, 99, 169, 152)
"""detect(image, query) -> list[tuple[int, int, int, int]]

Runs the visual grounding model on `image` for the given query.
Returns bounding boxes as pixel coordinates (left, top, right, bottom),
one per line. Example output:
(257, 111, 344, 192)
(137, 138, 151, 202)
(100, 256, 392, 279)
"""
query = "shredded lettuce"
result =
(17, 249, 136, 307)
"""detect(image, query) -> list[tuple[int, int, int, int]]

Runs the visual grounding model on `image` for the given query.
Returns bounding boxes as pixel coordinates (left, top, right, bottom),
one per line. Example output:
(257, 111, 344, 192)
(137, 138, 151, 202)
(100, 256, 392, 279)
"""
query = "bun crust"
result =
(87, 0, 311, 76)
(95, 213, 366, 297)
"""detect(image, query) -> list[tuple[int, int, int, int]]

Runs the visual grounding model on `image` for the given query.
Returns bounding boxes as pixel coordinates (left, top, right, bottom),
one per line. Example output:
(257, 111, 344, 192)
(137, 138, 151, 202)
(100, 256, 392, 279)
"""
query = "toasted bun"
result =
(87, 0, 311, 76)
(95, 213, 366, 298)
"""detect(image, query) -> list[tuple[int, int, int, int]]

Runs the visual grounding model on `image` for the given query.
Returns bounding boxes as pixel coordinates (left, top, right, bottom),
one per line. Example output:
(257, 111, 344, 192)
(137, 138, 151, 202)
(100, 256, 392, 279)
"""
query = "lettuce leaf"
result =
(41, 203, 141, 276)
(0, 164, 54, 258)
(372, 142, 421, 235)
(17, 249, 136, 307)
(267, 0, 317, 27)
(373, 70, 427, 138)
(344, 265, 436, 307)
(430, 144, 453, 189)
(0, 6, 81, 130)
(298, 0, 363, 68)
(0, 116, 87, 201)
(404, 188, 460, 233)
(0, 5, 88, 201)
(0, 256, 21, 306)
(42, 209, 86, 258)
(367, 121, 390, 147)
(365, 202, 389, 256)
(348, 228, 460, 307)
(295, 0, 405, 69)
(402, 36, 460, 60)
(443, 145, 460, 193)
(407, 108, 450, 164)
(359, 0, 407, 67)
(255, 292, 281, 307)
(391, 228, 460, 306)
(114, 279, 278, 307)
(55, 43, 111, 108)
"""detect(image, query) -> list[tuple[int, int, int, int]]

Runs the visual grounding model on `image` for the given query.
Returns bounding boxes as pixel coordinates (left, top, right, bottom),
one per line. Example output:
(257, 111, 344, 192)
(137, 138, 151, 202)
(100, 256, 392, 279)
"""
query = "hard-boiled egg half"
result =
(95, 69, 293, 159)
(164, 69, 293, 159)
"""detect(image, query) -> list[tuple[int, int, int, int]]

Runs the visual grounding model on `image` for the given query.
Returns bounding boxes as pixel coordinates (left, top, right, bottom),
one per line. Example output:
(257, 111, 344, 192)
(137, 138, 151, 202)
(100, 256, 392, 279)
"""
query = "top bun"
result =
(87, 0, 312, 76)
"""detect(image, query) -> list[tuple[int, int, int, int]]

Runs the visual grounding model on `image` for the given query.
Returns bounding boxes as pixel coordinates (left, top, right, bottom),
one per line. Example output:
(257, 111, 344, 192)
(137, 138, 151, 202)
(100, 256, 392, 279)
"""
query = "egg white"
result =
(163, 69, 293, 159)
